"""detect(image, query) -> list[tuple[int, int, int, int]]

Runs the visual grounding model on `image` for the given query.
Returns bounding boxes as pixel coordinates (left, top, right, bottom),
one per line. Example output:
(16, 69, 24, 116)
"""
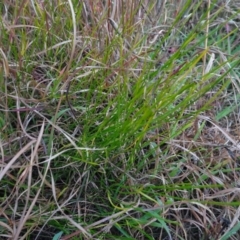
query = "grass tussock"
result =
(0, 0, 240, 239)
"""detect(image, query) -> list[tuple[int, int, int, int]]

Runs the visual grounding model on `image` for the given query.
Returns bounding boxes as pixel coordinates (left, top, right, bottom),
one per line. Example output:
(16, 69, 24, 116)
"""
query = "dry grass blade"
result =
(13, 121, 45, 240)
(198, 115, 239, 148)
(0, 139, 36, 181)
(0, 48, 9, 77)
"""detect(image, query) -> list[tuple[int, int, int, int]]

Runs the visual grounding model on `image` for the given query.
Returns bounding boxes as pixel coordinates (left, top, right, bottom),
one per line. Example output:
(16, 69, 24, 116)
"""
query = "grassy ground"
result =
(1, 0, 240, 239)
